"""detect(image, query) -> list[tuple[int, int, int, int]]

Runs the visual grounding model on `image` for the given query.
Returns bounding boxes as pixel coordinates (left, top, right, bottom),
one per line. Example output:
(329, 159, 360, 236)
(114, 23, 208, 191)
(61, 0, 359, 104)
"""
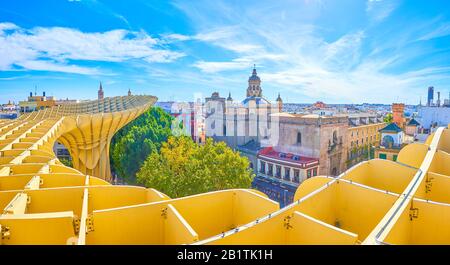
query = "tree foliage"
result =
(110, 107, 174, 183)
(383, 113, 393, 123)
(59, 158, 72, 168)
(136, 136, 254, 198)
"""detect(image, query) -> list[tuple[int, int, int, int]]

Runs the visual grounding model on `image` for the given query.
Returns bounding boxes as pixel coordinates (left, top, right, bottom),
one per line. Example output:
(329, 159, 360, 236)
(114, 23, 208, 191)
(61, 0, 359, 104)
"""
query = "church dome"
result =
(242, 96, 271, 106)
(248, 66, 260, 82)
(249, 75, 260, 82)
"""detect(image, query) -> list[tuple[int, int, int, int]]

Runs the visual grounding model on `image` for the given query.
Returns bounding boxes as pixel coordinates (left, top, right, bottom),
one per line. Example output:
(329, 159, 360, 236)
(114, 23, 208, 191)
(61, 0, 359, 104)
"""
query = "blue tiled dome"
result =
(242, 96, 271, 106)
(248, 75, 260, 81)
(248, 67, 260, 82)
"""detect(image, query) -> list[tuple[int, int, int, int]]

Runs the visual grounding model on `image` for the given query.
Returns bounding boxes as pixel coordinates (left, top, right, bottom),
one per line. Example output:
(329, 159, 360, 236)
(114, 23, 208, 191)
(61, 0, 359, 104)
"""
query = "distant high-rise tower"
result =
(427, 86, 434, 106)
(444, 91, 450, 107)
(98, 82, 104, 100)
(392, 103, 405, 128)
(437, 91, 441, 107)
(246, 65, 262, 97)
(128, 88, 132, 96)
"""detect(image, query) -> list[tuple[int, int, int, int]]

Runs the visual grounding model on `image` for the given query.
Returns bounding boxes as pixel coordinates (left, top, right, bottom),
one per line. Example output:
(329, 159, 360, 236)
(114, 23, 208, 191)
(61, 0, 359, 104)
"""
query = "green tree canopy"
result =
(110, 107, 174, 183)
(383, 113, 393, 123)
(59, 158, 72, 168)
(136, 136, 254, 198)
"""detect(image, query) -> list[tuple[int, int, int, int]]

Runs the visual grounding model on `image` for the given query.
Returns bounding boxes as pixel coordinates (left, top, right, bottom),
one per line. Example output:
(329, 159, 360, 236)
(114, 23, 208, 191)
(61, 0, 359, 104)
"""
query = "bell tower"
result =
(247, 65, 262, 97)
(276, 93, 283, 112)
(98, 82, 104, 100)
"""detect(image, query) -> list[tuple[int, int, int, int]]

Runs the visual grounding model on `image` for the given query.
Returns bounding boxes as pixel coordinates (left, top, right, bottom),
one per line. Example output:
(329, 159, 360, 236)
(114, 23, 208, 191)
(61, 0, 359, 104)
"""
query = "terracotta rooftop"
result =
(258, 147, 319, 164)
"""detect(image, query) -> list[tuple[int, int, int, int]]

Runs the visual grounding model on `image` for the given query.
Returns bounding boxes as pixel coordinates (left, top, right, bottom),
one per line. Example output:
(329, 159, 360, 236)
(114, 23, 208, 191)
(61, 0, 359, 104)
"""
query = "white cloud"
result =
(171, 0, 450, 103)
(193, 60, 250, 73)
(0, 22, 19, 32)
(194, 27, 237, 42)
(418, 22, 450, 41)
(366, 0, 398, 22)
(322, 31, 365, 71)
(17, 60, 100, 75)
(0, 22, 184, 75)
(164, 27, 263, 53)
(163, 33, 192, 41)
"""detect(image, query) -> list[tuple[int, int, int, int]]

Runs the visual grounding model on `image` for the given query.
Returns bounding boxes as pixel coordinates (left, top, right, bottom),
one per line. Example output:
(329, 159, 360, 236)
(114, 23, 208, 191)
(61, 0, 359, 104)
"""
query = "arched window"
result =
(382, 135, 395, 148)
(296, 132, 302, 145)
(333, 131, 338, 144)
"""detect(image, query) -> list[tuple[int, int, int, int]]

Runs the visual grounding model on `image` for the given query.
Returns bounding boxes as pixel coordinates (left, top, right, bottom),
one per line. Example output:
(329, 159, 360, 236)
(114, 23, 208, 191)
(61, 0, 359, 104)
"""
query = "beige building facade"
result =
(275, 113, 348, 176)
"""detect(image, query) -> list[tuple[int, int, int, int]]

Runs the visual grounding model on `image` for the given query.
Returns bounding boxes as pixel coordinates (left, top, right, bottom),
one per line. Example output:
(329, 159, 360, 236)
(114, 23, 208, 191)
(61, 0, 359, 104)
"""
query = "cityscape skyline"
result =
(1, 0, 450, 104)
(1, 1, 450, 248)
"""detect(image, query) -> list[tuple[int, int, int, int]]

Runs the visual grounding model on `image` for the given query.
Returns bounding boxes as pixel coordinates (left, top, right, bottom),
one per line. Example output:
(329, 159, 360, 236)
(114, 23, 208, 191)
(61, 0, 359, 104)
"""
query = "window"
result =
(260, 161, 266, 174)
(275, 165, 281, 178)
(296, 132, 302, 145)
(284, 167, 291, 181)
(307, 169, 312, 178)
(313, 168, 317, 176)
(379, 153, 387, 159)
(268, 164, 273, 176)
(393, 155, 398, 161)
(382, 135, 395, 148)
(293, 169, 300, 183)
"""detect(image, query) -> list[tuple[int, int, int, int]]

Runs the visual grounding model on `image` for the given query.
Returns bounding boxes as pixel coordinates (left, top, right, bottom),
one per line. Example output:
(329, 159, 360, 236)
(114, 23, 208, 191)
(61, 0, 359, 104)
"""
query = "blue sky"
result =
(1, 0, 450, 104)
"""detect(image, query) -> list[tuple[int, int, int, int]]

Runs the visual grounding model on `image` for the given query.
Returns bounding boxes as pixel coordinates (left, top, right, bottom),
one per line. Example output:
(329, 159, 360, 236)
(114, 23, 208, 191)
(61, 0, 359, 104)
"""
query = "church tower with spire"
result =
(98, 82, 104, 100)
(276, 93, 283, 112)
(128, 88, 132, 96)
(247, 65, 262, 97)
(227, 92, 233, 102)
